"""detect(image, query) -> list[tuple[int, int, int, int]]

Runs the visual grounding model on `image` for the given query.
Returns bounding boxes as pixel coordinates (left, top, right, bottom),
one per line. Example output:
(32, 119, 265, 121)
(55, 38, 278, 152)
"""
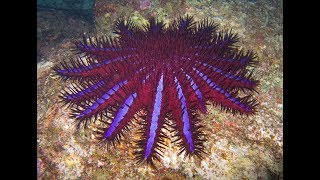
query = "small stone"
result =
(97, 160, 105, 167)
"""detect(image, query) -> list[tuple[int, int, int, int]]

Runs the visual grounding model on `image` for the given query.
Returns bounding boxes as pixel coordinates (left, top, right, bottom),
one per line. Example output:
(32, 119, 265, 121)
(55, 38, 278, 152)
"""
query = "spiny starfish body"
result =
(54, 16, 259, 167)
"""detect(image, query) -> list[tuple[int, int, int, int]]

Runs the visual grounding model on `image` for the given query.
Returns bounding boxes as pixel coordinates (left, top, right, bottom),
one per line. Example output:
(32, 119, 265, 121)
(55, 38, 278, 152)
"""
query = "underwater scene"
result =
(37, 0, 283, 179)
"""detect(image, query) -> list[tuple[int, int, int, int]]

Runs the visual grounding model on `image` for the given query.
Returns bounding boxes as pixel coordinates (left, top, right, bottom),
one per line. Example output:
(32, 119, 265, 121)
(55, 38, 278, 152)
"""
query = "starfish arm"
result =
(53, 54, 136, 80)
(70, 67, 148, 127)
(59, 79, 107, 105)
(192, 68, 258, 115)
(177, 68, 207, 113)
(95, 92, 140, 145)
(212, 30, 239, 52)
(192, 18, 219, 44)
(195, 62, 258, 91)
(166, 74, 204, 157)
(192, 47, 257, 73)
(172, 15, 195, 33)
(74, 36, 138, 61)
(70, 80, 128, 127)
(134, 74, 168, 167)
(62, 65, 145, 102)
(95, 69, 153, 146)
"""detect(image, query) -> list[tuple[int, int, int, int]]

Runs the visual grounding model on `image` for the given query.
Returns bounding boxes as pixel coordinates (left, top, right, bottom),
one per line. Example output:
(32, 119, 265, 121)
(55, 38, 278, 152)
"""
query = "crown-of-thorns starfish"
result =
(53, 15, 259, 167)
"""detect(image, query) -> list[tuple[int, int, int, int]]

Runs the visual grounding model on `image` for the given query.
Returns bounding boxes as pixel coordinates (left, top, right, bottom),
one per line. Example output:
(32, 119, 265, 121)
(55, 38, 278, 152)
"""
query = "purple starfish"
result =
(54, 16, 259, 167)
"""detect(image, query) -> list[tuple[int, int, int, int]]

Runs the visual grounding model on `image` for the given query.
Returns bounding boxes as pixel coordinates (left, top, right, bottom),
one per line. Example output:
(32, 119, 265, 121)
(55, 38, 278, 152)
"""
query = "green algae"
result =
(129, 11, 149, 27)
